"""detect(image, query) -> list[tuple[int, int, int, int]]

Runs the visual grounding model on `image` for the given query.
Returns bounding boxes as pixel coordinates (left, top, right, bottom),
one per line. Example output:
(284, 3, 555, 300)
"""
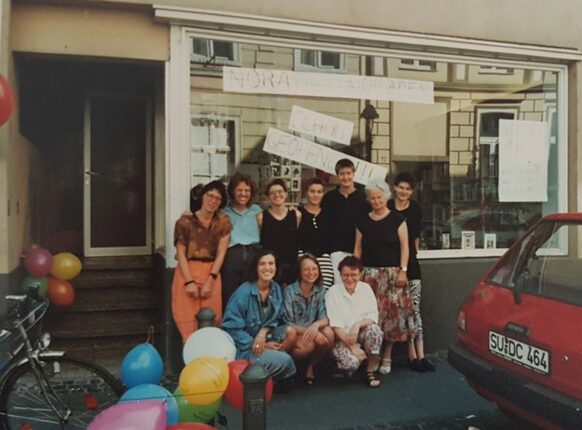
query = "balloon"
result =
(21, 275, 48, 298)
(178, 356, 229, 406)
(167, 424, 217, 430)
(224, 360, 273, 410)
(120, 384, 179, 425)
(0, 74, 14, 126)
(173, 388, 220, 423)
(183, 328, 236, 365)
(51, 252, 82, 280)
(121, 343, 164, 388)
(46, 277, 75, 306)
(24, 247, 53, 277)
(87, 400, 166, 430)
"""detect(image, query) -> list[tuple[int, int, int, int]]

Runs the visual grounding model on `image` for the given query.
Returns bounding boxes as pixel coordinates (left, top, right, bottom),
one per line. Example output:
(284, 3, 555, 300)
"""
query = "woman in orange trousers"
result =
(172, 180, 232, 343)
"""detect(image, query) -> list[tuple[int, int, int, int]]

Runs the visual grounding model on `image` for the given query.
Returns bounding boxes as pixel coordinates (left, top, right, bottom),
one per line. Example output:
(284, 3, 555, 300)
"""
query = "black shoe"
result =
(408, 358, 426, 372)
(420, 357, 436, 372)
(274, 377, 294, 393)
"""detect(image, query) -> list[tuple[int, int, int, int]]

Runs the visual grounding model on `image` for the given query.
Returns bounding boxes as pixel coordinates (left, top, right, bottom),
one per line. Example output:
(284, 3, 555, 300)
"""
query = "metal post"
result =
(240, 363, 269, 430)
(196, 307, 216, 329)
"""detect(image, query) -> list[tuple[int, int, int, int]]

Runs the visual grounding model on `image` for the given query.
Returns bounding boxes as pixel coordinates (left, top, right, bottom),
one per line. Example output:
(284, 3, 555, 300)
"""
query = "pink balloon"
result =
(24, 247, 53, 277)
(87, 400, 167, 430)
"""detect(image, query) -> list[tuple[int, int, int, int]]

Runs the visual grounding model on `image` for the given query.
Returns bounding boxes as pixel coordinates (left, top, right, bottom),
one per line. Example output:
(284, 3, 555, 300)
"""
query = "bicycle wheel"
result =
(0, 354, 125, 430)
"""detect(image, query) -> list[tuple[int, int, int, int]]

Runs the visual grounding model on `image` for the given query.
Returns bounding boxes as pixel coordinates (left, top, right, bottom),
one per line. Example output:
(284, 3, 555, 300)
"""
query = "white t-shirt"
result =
(325, 281, 378, 330)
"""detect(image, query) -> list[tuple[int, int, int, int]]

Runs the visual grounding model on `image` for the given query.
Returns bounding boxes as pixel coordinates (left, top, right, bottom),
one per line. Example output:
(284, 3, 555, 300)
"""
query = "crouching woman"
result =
(221, 249, 297, 383)
(325, 255, 383, 388)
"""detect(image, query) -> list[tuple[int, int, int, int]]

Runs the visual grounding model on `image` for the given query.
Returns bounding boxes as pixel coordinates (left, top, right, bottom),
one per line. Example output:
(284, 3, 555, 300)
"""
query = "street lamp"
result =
(361, 103, 379, 162)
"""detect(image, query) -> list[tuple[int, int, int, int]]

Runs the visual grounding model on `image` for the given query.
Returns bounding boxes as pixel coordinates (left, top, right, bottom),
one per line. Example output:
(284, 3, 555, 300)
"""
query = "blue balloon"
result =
(120, 383, 179, 425)
(121, 343, 164, 388)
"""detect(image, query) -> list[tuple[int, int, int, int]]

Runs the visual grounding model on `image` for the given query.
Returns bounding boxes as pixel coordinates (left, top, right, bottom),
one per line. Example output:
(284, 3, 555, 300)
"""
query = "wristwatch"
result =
(209, 272, 218, 280)
(400, 266, 408, 272)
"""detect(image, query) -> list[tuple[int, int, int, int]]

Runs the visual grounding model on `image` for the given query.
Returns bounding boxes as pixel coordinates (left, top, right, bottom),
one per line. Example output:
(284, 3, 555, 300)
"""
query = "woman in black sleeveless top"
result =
(257, 179, 301, 286)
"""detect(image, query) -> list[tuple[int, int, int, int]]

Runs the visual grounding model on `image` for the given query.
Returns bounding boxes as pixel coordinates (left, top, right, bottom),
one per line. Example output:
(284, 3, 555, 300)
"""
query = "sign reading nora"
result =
(264, 128, 388, 184)
(223, 66, 434, 104)
(288, 106, 353, 145)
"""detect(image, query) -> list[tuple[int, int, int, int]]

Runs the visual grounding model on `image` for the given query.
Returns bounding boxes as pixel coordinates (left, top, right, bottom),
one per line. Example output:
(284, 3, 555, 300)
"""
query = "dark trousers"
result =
(221, 244, 261, 309)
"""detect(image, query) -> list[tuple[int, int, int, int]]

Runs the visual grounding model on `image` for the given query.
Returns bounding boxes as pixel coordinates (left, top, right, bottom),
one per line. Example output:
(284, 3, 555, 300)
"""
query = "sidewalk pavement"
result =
(159, 352, 532, 430)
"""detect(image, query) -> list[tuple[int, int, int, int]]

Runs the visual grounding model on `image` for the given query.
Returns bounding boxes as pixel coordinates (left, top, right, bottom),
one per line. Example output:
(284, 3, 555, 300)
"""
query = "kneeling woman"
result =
(282, 254, 334, 384)
(222, 249, 297, 382)
(325, 256, 383, 387)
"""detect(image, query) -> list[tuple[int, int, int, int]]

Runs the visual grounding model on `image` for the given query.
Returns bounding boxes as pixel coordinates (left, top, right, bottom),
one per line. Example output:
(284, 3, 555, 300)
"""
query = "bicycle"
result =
(0, 291, 125, 429)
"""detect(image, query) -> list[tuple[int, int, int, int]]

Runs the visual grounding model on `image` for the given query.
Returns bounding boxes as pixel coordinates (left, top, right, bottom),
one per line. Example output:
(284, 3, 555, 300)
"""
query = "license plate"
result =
(488, 331, 550, 375)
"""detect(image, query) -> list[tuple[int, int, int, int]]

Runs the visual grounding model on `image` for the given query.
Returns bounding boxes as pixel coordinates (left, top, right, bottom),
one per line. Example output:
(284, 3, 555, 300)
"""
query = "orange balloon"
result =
(47, 277, 75, 306)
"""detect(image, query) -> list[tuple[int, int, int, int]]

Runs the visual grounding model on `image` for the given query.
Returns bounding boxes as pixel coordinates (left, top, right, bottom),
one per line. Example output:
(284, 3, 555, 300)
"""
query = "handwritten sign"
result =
(224, 66, 434, 104)
(498, 120, 549, 202)
(288, 106, 353, 145)
(263, 128, 388, 184)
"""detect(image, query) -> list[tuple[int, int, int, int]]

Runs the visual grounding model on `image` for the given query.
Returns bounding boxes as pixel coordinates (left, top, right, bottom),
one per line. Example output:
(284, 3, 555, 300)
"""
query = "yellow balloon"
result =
(51, 252, 82, 281)
(179, 356, 229, 406)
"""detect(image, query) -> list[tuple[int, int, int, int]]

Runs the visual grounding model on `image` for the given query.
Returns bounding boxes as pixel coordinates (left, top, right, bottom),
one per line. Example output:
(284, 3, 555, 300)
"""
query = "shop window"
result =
(294, 49, 345, 72)
(399, 59, 436, 72)
(191, 39, 240, 65)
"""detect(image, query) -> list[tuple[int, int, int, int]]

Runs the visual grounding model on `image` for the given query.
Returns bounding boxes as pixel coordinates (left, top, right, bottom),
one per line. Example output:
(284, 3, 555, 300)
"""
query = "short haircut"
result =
(190, 183, 204, 212)
(249, 248, 277, 282)
(334, 158, 355, 174)
(298, 253, 323, 286)
(394, 172, 417, 189)
(200, 180, 228, 210)
(302, 177, 324, 195)
(227, 172, 257, 206)
(365, 179, 392, 200)
(265, 178, 288, 195)
(338, 255, 364, 273)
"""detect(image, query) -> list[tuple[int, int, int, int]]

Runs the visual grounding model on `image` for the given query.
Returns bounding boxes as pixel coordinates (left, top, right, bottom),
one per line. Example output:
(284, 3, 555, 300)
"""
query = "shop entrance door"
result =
(83, 94, 151, 256)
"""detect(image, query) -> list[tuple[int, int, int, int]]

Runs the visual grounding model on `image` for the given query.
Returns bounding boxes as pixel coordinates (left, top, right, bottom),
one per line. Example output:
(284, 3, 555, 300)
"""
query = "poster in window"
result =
(484, 233, 497, 249)
(461, 231, 475, 250)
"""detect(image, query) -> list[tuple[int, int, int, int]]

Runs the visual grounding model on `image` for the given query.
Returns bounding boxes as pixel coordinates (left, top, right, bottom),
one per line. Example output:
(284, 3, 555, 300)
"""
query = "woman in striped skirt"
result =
(297, 178, 335, 289)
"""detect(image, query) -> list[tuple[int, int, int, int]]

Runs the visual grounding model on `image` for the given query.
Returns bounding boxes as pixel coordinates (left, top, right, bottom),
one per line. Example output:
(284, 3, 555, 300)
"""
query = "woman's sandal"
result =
(366, 371, 381, 388)
(304, 376, 315, 385)
(378, 358, 392, 375)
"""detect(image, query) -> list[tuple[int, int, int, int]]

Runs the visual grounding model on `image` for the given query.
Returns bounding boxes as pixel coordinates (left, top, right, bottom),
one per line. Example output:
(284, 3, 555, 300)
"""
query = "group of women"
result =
(171, 163, 433, 390)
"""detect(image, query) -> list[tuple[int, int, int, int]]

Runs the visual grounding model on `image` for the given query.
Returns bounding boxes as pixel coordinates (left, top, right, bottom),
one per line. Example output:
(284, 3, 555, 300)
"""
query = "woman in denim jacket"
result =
(222, 249, 297, 382)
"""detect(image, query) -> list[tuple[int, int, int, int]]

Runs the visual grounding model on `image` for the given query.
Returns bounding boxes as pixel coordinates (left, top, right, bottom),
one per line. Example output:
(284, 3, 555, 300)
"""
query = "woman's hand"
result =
(347, 323, 360, 345)
(396, 269, 408, 288)
(313, 332, 329, 346)
(303, 323, 319, 341)
(264, 342, 282, 351)
(185, 283, 200, 298)
(200, 277, 213, 299)
(252, 333, 267, 355)
(349, 343, 366, 362)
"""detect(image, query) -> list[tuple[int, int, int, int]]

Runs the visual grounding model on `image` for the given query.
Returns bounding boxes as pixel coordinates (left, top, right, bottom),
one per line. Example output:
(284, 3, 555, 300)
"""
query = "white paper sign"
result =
(498, 120, 549, 202)
(263, 128, 387, 184)
(288, 106, 353, 145)
(224, 66, 434, 104)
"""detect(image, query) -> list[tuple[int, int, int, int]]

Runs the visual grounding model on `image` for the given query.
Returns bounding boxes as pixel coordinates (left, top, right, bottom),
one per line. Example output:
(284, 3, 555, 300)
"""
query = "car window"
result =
(488, 221, 582, 306)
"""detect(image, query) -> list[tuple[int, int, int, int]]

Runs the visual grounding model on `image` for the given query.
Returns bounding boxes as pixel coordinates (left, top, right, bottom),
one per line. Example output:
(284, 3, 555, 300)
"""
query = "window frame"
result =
(399, 58, 437, 72)
(293, 49, 346, 73)
(160, 8, 572, 260)
(190, 38, 241, 65)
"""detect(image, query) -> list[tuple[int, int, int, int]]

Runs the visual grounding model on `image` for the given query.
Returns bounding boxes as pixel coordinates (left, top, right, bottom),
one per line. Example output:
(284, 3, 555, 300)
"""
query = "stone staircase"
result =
(43, 256, 161, 360)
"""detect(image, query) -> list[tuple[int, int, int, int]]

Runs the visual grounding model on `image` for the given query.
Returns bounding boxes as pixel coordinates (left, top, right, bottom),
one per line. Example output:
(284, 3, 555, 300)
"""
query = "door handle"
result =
(85, 171, 100, 176)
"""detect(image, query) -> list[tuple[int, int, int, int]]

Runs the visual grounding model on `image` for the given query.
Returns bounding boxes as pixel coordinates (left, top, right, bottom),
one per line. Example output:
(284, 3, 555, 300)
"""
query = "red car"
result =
(448, 213, 582, 430)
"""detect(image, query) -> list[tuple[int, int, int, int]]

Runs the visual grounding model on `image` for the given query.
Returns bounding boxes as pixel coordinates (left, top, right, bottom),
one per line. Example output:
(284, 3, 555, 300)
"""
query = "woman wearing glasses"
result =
(172, 180, 232, 342)
(257, 179, 301, 286)
(282, 253, 334, 384)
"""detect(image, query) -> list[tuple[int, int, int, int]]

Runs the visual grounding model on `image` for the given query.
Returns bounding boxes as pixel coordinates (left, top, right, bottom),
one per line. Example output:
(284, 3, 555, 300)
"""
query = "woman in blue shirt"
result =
(222, 249, 297, 382)
(282, 254, 334, 384)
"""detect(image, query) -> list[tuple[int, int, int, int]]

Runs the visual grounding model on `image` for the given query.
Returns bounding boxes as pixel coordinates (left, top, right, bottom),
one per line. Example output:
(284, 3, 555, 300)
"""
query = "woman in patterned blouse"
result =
(282, 254, 334, 384)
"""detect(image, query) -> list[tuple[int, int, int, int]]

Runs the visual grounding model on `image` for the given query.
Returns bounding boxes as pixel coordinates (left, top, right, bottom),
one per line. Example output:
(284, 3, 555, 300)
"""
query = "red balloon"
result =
(47, 277, 75, 306)
(24, 247, 53, 277)
(0, 74, 14, 126)
(166, 424, 216, 430)
(223, 360, 273, 411)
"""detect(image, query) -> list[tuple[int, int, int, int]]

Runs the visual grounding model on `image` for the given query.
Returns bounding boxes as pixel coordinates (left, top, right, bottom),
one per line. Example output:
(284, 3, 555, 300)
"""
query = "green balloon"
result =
(173, 388, 221, 423)
(21, 275, 48, 297)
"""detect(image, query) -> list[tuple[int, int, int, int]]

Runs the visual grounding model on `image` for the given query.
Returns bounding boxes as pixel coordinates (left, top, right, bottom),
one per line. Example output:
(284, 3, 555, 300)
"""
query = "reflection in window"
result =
(399, 59, 436, 72)
(191, 39, 239, 64)
(294, 49, 345, 72)
(479, 65, 514, 75)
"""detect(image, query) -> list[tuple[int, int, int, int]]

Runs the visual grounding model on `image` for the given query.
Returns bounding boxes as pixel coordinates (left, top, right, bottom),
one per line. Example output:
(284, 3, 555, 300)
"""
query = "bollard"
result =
(196, 307, 216, 329)
(240, 363, 269, 430)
